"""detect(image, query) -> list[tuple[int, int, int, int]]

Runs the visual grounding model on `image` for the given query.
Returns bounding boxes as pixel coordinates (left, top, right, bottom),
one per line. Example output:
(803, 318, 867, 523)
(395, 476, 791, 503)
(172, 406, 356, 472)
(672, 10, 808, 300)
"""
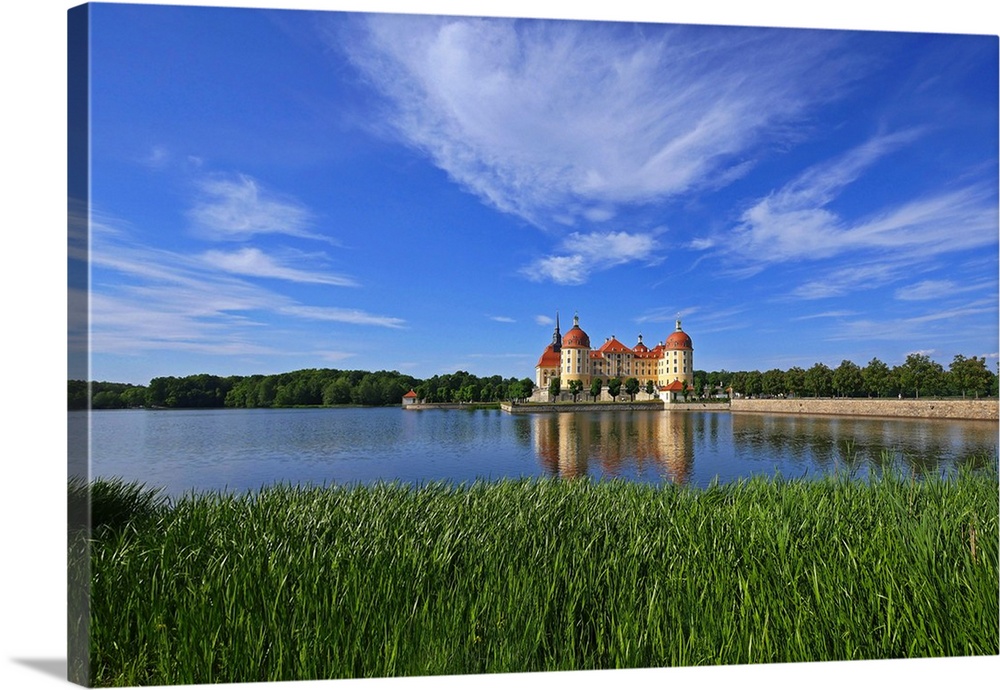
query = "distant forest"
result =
(68, 369, 536, 410)
(69, 353, 997, 411)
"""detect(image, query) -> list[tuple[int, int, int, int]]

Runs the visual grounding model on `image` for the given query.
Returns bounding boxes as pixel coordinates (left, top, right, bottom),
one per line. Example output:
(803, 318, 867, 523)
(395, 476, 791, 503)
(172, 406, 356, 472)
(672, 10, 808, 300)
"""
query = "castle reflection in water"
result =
(530, 410, 716, 484)
(527, 409, 997, 487)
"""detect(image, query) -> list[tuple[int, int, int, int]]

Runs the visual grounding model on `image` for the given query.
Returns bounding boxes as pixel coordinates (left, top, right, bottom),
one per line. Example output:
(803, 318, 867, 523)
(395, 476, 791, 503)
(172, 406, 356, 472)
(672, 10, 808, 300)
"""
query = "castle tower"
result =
(560, 312, 592, 387)
(534, 312, 563, 389)
(661, 318, 694, 388)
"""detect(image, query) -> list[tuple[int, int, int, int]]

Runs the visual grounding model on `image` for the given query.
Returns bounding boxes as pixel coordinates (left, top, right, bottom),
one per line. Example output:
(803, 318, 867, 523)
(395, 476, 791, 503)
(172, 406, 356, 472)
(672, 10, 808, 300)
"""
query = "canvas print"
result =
(67, 2, 999, 687)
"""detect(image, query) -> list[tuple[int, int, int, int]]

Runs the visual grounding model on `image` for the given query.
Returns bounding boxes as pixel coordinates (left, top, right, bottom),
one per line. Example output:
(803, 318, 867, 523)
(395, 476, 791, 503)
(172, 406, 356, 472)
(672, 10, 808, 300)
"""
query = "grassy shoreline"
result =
(74, 471, 998, 686)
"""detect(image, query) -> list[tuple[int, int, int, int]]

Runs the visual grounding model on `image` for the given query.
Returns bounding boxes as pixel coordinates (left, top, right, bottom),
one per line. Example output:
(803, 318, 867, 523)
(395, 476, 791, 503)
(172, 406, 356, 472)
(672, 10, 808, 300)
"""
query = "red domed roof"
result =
(664, 331, 692, 350)
(664, 320, 693, 350)
(561, 314, 590, 348)
(562, 326, 590, 348)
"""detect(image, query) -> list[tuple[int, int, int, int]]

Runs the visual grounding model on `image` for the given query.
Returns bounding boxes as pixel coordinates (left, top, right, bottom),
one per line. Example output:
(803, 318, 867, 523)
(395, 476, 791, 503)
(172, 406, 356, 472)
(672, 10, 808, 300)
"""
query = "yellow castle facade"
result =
(534, 313, 694, 394)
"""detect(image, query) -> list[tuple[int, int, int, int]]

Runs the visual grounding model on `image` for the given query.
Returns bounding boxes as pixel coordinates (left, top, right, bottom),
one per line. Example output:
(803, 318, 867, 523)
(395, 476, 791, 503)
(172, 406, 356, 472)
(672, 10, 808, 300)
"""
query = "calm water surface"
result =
(75, 407, 998, 497)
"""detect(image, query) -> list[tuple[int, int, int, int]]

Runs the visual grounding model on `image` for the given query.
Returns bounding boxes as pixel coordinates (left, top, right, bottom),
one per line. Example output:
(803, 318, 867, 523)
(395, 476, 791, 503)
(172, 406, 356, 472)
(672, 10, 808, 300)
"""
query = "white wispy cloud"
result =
(792, 310, 858, 321)
(143, 145, 171, 169)
(791, 262, 902, 300)
(635, 305, 755, 339)
(489, 315, 516, 323)
(723, 133, 997, 270)
(522, 230, 660, 285)
(200, 247, 359, 286)
(280, 305, 406, 329)
(828, 301, 997, 343)
(535, 315, 555, 326)
(89, 216, 406, 355)
(342, 16, 857, 226)
(188, 173, 332, 243)
(89, 289, 279, 356)
(635, 305, 701, 324)
(467, 353, 531, 359)
(315, 350, 357, 363)
(893, 279, 961, 301)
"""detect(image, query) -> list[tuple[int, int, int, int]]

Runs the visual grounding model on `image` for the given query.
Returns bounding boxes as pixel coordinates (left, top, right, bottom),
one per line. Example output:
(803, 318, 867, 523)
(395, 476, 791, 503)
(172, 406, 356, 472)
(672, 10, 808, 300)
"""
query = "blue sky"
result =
(80, 2, 998, 384)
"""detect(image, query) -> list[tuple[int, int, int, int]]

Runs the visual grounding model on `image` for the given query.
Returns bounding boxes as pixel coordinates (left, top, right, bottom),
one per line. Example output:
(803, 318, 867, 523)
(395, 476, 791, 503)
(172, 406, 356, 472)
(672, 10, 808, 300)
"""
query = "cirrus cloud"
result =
(522, 230, 661, 285)
(189, 173, 333, 243)
(200, 247, 359, 287)
(341, 15, 859, 227)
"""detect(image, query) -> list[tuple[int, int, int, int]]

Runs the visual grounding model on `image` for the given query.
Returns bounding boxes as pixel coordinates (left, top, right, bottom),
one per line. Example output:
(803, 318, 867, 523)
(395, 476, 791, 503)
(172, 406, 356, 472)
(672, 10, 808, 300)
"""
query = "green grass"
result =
(77, 470, 999, 686)
(70, 476, 167, 534)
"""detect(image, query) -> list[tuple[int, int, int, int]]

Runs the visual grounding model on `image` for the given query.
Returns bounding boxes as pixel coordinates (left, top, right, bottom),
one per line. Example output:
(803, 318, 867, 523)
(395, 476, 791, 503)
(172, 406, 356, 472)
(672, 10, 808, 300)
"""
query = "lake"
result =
(71, 407, 998, 498)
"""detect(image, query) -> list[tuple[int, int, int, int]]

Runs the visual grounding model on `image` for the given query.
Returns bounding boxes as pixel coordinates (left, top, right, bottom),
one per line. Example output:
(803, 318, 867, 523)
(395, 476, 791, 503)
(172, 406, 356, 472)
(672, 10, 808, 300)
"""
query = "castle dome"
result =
(664, 319, 693, 350)
(561, 313, 590, 349)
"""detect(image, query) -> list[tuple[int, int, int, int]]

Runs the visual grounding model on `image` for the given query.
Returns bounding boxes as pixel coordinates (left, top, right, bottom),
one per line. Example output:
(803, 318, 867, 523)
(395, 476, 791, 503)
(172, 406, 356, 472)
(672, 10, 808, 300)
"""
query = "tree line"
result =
(66, 353, 998, 411)
(69, 369, 538, 410)
(541, 354, 997, 401)
(695, 353, 997, 400)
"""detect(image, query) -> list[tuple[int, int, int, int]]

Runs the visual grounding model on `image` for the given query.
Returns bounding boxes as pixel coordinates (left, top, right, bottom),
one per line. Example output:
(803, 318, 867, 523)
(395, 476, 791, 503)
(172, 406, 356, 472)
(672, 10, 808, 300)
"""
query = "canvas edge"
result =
(67, 3, 92, 687)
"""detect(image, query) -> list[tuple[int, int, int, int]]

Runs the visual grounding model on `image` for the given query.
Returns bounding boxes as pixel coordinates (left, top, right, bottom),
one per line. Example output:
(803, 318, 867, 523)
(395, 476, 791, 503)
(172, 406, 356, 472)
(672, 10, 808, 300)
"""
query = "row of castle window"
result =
(563, 366, 687, 375)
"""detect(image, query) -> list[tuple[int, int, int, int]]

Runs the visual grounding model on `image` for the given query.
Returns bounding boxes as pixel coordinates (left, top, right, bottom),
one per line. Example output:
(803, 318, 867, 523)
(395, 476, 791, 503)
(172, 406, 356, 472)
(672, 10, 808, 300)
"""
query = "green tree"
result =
(548, 376, 562, 401)
(645, 380, 655, 397)
(804, 363, 833, 397)
(832, 360, 863, 398)
(861, 358, 893, 398)
(590, 377, 603, 402)
(624, 377, 640, 401)
(92, 390, 123, 409)
(120, 386, 147, 408)
(255, 377, 277, 407)
(729, 372, 746, 398)
(949, 354, 993, 398)
(607, 377, 622, 400)
(68, 380, 89, 410)
(783, 367, 806, 397)
(568, 379, 583, 402)
(762, 369, 785, 397)
(507, 380, 525, 402)
(351, 375, 383, 406)
(710, 370, 733, 393)
(693, 370, 709, 398)
(225, 375, 261, 408)
(322, 377, 353, 405)
(519, 378, 535, 402)
(897, 353, 941, 398)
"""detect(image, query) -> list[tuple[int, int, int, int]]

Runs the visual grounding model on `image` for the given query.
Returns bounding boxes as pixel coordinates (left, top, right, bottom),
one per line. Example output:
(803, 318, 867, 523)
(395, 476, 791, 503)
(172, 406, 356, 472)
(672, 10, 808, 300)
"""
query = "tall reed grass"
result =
(79, 469, 998, 686)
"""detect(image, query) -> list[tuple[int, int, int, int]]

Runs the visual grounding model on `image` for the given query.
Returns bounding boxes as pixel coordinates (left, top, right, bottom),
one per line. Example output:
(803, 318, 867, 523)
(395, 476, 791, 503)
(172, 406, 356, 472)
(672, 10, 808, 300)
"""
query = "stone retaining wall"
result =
(404, 403, 498, 411)
(664, 403, 732, 412)
(730, 398, 998, 421)
(501, 402, 665, 414)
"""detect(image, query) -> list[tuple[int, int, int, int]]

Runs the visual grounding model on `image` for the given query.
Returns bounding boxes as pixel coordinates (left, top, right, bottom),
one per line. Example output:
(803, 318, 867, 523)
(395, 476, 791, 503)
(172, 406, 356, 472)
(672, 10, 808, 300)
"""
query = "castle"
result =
(534, 313, 694, 398)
